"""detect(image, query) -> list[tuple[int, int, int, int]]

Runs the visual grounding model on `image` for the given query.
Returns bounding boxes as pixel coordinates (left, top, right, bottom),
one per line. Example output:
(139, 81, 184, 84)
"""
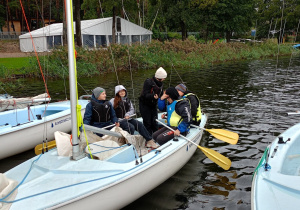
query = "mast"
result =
(65, 0, 84, 160)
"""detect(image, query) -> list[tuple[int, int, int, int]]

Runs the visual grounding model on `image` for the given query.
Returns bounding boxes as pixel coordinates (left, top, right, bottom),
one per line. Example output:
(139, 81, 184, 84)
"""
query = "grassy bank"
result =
(0, 39, 298, 78)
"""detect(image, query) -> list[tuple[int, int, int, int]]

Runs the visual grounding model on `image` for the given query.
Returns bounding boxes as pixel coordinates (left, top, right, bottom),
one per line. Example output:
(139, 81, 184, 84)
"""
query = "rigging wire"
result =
(283, 18, 300, 95)
(269, 0, 285, 142)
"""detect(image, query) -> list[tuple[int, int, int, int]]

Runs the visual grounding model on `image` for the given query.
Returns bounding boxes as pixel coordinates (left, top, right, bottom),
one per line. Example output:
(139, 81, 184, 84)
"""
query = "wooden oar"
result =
(190, 124, 239, 145)
(156, 120, 231, 170)
(35, 140, 57, 155)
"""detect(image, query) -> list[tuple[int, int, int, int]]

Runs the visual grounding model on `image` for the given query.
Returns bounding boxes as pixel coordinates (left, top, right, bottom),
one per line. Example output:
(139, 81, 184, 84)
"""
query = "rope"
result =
(268, 18, 273, 39)
(0, 154, 43, 202)
(86, 143, 129, 155)
(19, 0, 50, 98)
(253, 147, 270, 179)
(149, 7, 159, 31)
(0, 151, 159, 204)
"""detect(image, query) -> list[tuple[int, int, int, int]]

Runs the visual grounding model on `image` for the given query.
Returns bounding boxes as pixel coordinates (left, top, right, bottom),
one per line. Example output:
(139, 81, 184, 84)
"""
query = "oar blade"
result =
(34, 140, 57, 155)
(206, 129, 239, 145)
(198, 146, 231, 170)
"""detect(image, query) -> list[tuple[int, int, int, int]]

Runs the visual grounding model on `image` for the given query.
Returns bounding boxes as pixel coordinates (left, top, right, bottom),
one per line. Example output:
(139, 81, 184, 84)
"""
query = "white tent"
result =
(19, 17, 152, 52)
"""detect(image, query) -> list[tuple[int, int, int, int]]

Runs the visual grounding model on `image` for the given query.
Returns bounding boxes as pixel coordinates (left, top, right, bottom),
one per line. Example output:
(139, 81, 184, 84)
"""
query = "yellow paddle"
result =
(190, 124, 239, 145)
(156, 120, 231, 170)
(34, 140, 57, 155)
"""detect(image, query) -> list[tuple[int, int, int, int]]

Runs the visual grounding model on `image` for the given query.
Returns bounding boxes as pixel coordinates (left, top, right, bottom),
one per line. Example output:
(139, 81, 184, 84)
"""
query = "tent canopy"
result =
(19, 17, 152, 52)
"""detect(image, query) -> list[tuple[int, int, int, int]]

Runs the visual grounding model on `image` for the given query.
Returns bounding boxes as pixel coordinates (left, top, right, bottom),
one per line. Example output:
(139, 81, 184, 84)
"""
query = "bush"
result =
(5, 39, 299, 78)
(187, 35, 197, 42)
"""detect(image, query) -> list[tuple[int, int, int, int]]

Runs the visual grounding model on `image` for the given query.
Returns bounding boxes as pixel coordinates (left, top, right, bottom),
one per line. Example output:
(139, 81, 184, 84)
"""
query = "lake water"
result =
(1, 55, 300, 209)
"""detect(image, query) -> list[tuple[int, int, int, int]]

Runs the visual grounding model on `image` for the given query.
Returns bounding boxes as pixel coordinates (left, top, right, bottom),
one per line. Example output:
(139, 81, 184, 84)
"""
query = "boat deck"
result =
(251, 122, 300, 210)
(3, 114, 207, 209)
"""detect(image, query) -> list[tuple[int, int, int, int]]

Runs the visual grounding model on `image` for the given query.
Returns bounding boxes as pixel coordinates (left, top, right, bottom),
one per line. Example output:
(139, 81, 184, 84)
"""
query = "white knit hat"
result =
(155, 67, 167, 79)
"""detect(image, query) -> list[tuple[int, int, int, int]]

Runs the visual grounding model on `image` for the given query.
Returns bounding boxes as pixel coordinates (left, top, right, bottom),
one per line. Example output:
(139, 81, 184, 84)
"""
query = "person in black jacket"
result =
(175, 83, 202, 125)
(139, 67, 167, 135)
(83, 87, 119, 137)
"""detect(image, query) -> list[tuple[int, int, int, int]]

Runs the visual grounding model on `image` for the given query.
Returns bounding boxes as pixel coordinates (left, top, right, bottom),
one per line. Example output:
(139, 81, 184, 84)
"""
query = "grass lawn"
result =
(0, 57, 31, 69)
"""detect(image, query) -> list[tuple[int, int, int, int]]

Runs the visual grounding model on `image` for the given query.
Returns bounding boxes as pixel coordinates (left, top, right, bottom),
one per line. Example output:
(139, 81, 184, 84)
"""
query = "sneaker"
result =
(146, 140, 159, 149)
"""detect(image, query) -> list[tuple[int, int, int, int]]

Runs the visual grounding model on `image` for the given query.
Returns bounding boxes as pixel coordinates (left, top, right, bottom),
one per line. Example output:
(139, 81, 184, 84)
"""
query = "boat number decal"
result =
(54, 117, 71, 126)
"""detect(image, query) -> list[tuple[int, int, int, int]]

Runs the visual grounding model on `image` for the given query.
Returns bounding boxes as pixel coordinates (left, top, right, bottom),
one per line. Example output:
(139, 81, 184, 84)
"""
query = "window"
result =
(83, 35, 94, 48)
(53, 36, 62, 47)
(96, 35, 107, 47)
(117, 18, 121, 32)
(46, 36, 53, 49)
(141, 35, 150, 43)
(120, 35, 130, 45)
(132, 35, 140, 44)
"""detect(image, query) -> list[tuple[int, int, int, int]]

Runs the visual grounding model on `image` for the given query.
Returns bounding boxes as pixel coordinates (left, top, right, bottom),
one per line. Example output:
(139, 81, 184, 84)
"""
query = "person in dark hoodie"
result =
(83, 87, 119, 137)
(175, 83, 202, 126)
(110, 85, 158, 149)
(153, 87, 192, 145)
(139, 67, 167, 135)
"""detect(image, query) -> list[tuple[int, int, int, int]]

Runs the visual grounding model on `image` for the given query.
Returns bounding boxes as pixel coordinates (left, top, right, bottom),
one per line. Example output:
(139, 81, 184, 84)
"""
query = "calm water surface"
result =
(1, 55, 300, 209)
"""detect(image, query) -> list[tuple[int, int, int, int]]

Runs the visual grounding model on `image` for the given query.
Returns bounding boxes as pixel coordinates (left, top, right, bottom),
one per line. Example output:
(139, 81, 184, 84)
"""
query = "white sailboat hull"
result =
(4, 114, 207, 210)
(54, 131, 202, 210)
(251, 122, 300, 210)
(0, 100, 89, 159)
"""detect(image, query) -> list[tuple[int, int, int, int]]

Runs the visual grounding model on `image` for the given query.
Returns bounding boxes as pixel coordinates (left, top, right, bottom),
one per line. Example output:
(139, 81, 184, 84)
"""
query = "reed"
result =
(2, 40, 299, 78)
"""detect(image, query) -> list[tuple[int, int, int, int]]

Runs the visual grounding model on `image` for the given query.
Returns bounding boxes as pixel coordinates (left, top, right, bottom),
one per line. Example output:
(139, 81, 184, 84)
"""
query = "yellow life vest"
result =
(167, 99, 183, 127)
(183, 93, 202, 122)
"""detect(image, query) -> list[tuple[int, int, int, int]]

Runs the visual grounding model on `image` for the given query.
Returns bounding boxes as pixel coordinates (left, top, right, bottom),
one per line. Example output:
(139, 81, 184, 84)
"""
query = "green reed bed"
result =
(2, 40, 298, 79)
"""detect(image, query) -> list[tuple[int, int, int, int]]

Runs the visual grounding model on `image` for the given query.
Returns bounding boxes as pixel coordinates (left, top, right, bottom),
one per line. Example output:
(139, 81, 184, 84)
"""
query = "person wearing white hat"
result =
(139, 67, 167, 135)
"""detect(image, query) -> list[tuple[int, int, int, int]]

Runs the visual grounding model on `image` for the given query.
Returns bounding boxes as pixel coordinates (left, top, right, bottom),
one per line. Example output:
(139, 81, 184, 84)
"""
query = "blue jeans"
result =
(120, 119, 152, 141)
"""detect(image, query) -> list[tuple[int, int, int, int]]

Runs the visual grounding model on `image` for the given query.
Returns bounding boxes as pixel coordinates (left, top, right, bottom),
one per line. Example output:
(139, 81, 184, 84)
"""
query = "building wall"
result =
(2, 21, 21, 33)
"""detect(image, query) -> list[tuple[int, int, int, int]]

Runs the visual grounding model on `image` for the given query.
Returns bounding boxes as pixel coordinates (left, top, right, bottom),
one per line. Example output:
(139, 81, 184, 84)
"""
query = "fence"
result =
(0, 32, 26, 40)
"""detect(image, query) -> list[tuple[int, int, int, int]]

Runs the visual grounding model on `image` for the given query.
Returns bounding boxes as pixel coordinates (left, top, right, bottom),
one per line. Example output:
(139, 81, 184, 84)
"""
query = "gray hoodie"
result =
(109, 85, 135, 119)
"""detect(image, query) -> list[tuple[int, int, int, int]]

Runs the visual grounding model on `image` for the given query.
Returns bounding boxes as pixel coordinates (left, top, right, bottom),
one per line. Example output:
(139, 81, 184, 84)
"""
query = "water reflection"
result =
(1, 55, 300, 209)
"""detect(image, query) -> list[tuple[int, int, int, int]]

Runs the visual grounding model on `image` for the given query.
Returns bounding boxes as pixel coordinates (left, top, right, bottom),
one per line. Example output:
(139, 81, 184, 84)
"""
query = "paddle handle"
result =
(155, 119, 199, 148)
(287, 111, 300, 115)
(190, 124, 205, 130)
(102, 114, 136, 129)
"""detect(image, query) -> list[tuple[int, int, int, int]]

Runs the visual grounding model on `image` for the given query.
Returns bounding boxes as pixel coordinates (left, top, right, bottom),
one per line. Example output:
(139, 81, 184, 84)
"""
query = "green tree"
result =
(211, 0, 255, 42)
(256, 0, 300, 41)
(158, 0, 201, 41)
(0, 3, 6, 30)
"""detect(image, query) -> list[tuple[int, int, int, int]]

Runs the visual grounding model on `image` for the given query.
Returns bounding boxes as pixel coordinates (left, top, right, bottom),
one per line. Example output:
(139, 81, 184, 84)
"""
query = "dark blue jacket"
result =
(83, 94, 118, 128)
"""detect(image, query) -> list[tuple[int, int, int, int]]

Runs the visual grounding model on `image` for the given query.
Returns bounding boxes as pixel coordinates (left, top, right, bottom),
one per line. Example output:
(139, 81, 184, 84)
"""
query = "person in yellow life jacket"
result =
(153, 87, 192, 145)
(175, 83, 202, 126)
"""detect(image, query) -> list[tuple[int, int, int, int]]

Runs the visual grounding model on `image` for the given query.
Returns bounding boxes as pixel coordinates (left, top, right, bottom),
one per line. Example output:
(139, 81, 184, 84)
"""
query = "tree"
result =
(256, 0, 300, 41)
(208, 0, 255, 42)
(158, 0, 200, 41)
(74, 0, 82, 46)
